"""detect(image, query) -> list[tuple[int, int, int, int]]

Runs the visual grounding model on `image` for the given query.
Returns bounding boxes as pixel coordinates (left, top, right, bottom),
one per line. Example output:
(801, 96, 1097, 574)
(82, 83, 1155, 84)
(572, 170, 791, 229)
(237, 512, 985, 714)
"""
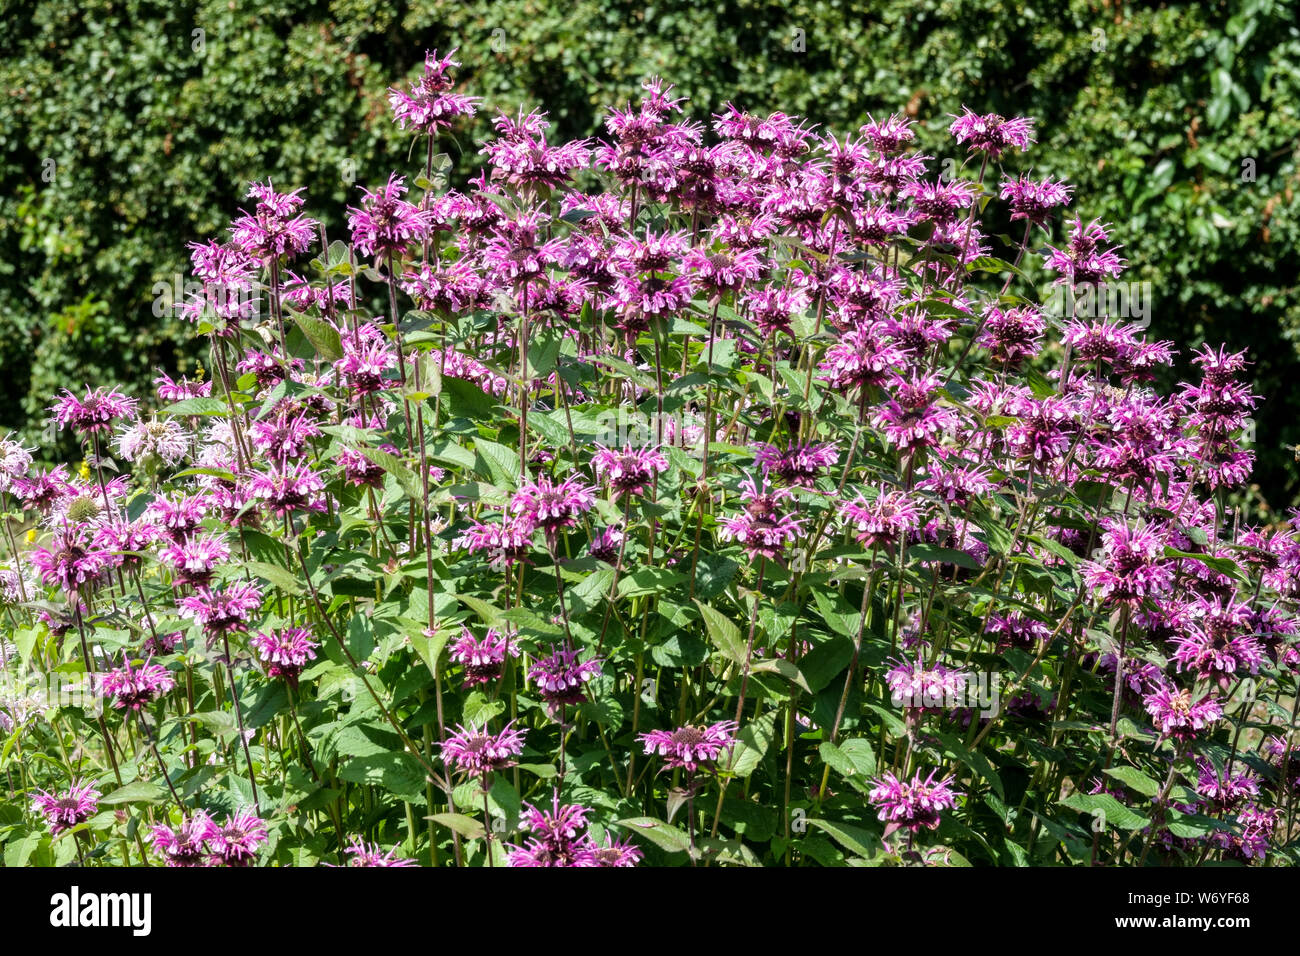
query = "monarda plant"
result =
(1, 51, 1297, 867)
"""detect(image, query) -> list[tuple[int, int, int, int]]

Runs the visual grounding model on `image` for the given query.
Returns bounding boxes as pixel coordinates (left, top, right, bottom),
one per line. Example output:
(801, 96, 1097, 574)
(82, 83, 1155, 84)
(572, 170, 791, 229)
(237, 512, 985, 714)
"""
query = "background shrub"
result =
(4, 0, 1300, 506)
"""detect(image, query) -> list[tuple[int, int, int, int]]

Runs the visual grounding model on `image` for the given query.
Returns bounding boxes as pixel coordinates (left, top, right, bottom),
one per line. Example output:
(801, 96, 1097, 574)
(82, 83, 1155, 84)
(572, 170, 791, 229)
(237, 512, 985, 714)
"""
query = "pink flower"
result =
(1143, 684, 1223, 741)
(441, 721, 526, 777)
(639, 720, 739, 772)
(591, 444, 669, 498)
(717, 476, 804, 561)
(150, 812, 219, 867)
(51, 386, 138, 437)
(339, 839, 417, 867)
(209, 810, 268, 866)
(249, 628, 319, 684)
(178, 581, 263, 637)
(509, 476, 596, 538)
(32, 780, 101, 835)
(868, 769, 961, 833)
(448, 628, 520, 687)
(348, 174, 431, 259)
(99, 658, 176, 711)
(529, 645, 602, 708)
(388, 49, 479, 133)
(948, 108, 1035, 157)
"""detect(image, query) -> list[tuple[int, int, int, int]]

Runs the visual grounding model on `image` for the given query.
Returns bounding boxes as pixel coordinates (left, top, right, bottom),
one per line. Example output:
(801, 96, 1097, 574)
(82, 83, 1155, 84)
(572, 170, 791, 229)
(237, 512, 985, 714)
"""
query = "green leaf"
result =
(339, 752, 427, 800)
(819, 738, 876, 786)
(293, 313, 343, 361)
(473, 438, 519, 490)
(806, 818, 879, 859)
(693, 600, 746, 664)
(751, 658, 811, 694)
(428, 812, 486, 840)
(99, 781, 165, 805)
(358, 446, 423, 503)
(1103, 766, 1163, 798)
(907, 544, 982, 570)
(616, 817, 692, 854)
(729, 710, 778, 778)
(455, 593, 504, 628)
(244, 559, 304, 596)
(162, 397, 231, 417)
(1059, 792, 1151, 830)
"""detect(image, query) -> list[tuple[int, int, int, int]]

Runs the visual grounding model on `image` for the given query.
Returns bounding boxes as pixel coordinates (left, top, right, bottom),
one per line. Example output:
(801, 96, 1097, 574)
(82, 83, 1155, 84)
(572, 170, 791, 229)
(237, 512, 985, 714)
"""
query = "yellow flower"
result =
(79, 461, 91, 482)
(25, 528, 36, 545)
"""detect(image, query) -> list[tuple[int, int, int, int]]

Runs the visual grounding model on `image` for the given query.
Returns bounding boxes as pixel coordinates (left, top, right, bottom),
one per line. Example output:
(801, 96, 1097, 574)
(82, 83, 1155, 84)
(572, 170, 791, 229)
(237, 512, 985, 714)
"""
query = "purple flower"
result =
(249, 628, 319, 684)
(441, 721, 526, 777)
(948, 108, 1035, 158)
(509, 475, 596, 539)
(588, 525, 625, 564)
(1171, 596, 1263, 683)
(99, 658, 176, 711)
(980, 304, 1046, 366)
(1044, 217, 1126, 287)
(639, 720, 739, 772)
(868, 769, 961, 833)
(178, 581, 263, 638)
(842, 489, 921, 551)
(246, 462, 326, 516)
(1000, 174, 1072, 229)
(160, 533, 230, 587)
(448, 627, 521, 687)
(209, 810, 268, 867)
(583, 833, 644, 867)
(507, 799, 595, 867)
(51, 386, 138, 437)
(591, 444, 669, 497)
(388, 49, 479, 133)
(1196, 759, 1259, 812)
(348, 174, 431, 259)
(818, 323, 905, 393)
(885, 657, 970, 711)
(32, 780, 101, 835)
(717, 476, 804, 561)
(335, 323, 396, 395)
(150, 812, 218, 867)
(28, 527, 112, 594)
(1082, 519, 1173, 605)
(1143, 684, 1223, 742)
(229, 180, 318, 261)
(116, 417, 189, 467)
(339, 839, 417, 867)
(453, 518, 535, 570)
(529, 645, 603, 708)
(754, 441, 839, 487)
(153, 371, 212, 403)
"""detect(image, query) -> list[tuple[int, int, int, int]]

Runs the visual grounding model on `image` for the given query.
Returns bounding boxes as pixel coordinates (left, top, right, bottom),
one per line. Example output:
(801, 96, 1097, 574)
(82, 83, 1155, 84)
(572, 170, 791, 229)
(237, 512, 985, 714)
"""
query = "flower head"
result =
(441, 721, 526, 777)
(528, 645, 603, 708)
(948, 108, 1035, 158)
(639, 720, 739, 772)
(32, 780, 101, 835)
(249, 628, 319, 684)
(99, 658, 176, 711)
(51, 387, 138, 437)
(448, 627, 520, 687)
(209, 810, 268, 867)
(868, 769, 961, 833)
(150, 812, 218, 867)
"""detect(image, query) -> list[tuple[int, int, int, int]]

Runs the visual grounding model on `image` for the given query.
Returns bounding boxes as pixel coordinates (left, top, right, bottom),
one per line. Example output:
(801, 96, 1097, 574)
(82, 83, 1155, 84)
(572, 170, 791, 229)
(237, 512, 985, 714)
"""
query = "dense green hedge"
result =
(4, 0, 1300, 507)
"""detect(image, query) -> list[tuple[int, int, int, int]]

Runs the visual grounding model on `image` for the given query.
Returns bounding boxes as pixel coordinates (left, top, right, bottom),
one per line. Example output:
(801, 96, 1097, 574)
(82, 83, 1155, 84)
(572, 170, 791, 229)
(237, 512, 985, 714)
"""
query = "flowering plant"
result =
(2, 51, 1297, 868)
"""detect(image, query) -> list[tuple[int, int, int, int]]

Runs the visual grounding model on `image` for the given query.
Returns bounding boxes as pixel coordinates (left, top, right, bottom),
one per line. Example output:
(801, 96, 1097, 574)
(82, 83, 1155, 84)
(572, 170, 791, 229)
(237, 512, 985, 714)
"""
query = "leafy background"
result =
(4, 0, 1300, 507)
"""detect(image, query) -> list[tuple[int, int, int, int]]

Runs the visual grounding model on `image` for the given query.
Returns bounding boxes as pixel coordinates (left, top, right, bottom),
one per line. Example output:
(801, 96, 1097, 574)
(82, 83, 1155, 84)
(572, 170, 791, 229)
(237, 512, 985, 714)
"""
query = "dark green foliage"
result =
(5, 0, 1300, 504)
